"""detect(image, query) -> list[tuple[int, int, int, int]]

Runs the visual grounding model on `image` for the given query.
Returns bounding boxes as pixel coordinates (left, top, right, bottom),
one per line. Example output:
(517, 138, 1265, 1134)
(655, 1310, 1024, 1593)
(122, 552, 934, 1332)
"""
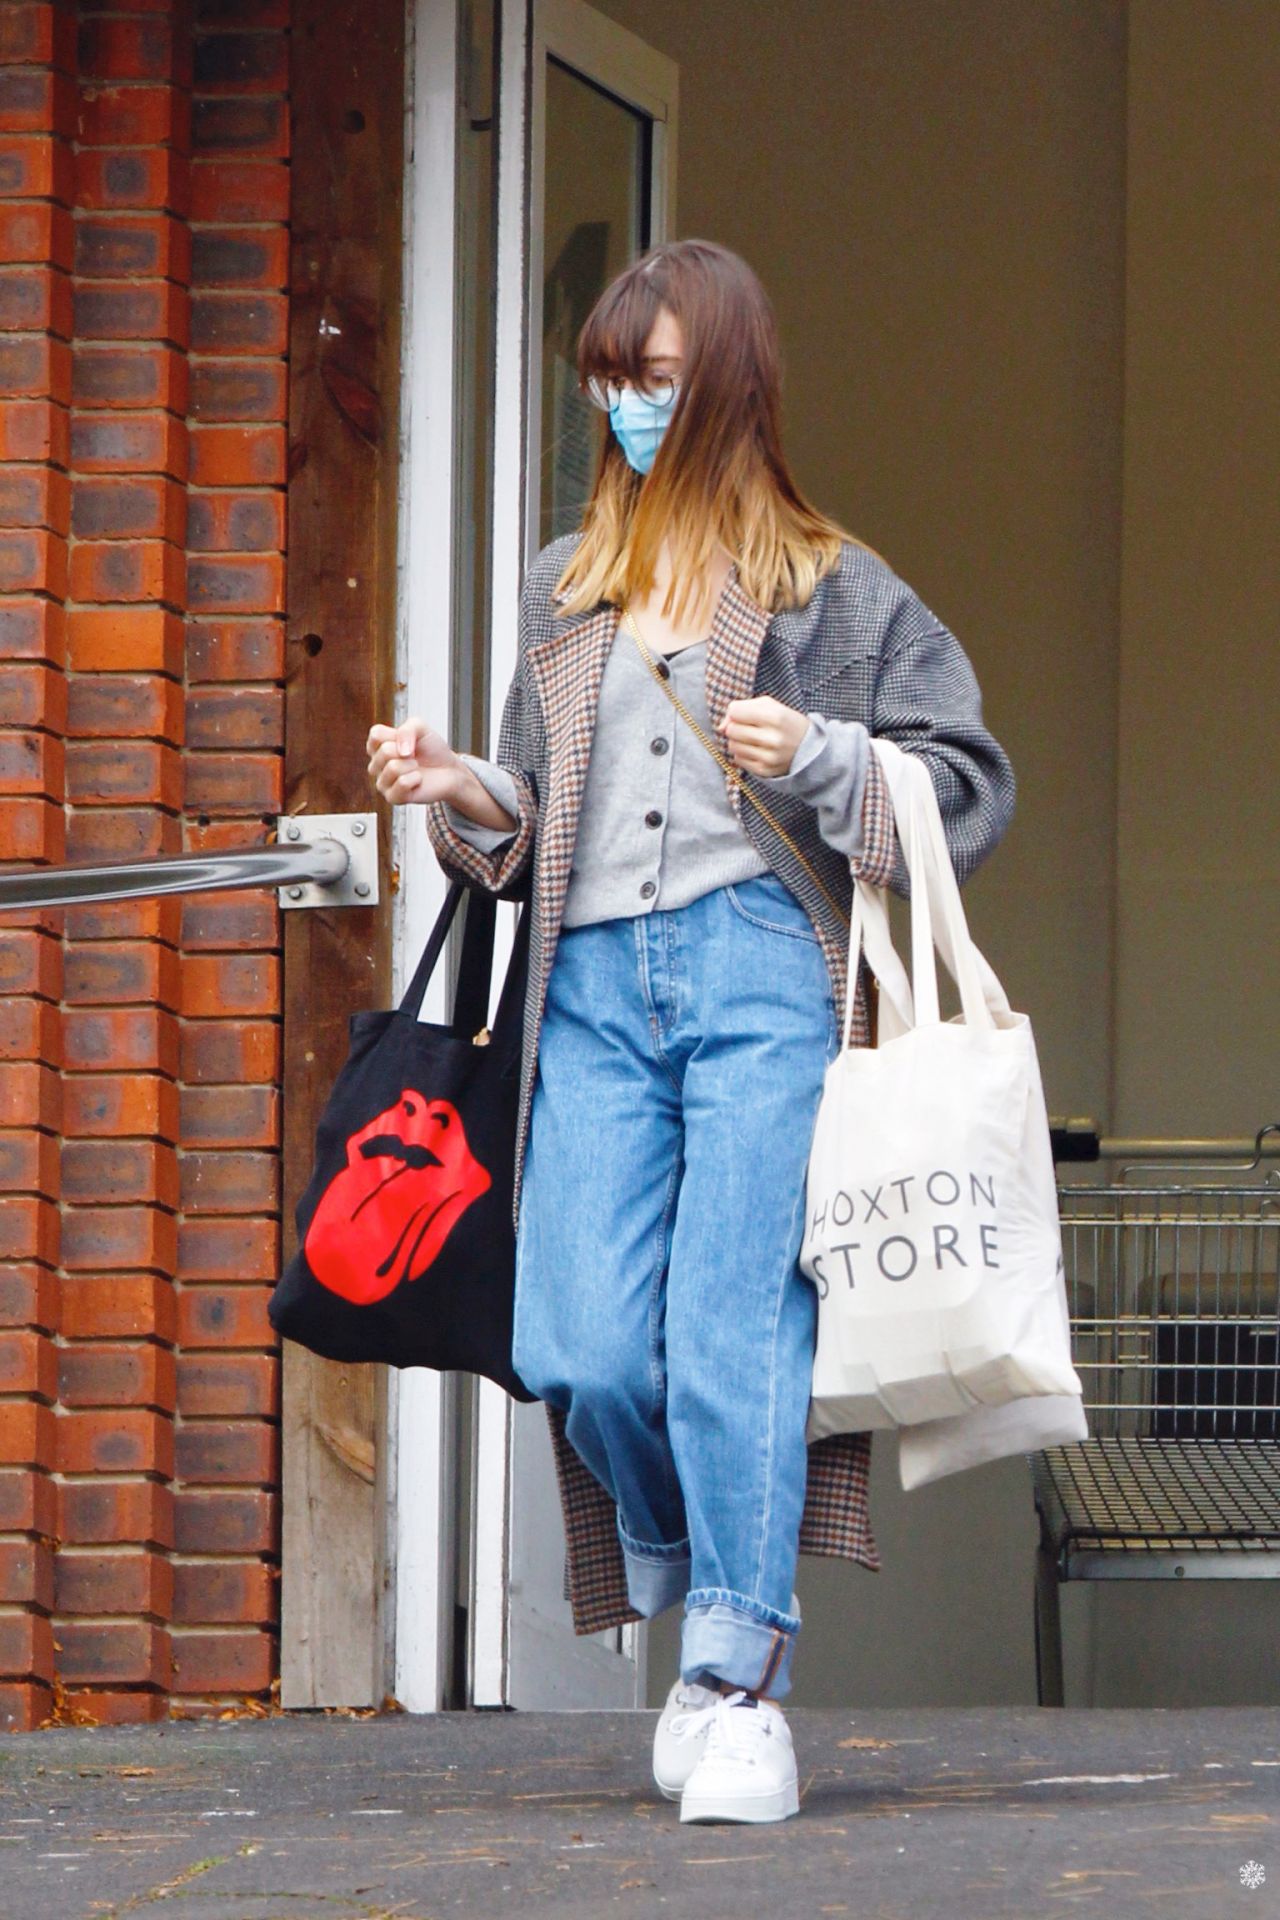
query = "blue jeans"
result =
(511, 873, 840, 1701)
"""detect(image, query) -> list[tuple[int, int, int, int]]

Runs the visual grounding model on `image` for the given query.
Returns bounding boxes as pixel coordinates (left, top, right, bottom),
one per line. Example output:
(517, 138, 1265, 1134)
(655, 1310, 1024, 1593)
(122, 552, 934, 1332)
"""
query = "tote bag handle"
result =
(843, 741, 1007, 1046)
(398, 881, 529, 1043)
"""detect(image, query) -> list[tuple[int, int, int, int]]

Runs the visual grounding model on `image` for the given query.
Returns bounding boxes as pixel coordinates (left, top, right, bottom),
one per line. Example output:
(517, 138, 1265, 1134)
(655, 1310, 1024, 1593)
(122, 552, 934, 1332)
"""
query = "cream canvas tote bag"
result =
(803, 738, 1087, 1486)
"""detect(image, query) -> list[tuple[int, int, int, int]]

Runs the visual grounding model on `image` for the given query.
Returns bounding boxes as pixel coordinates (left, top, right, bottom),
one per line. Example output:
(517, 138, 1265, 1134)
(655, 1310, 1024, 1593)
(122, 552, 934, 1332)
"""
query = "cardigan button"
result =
(639, 880, 657, 899)
(644, 809, 662, 828)
(649, 736, 669, 755)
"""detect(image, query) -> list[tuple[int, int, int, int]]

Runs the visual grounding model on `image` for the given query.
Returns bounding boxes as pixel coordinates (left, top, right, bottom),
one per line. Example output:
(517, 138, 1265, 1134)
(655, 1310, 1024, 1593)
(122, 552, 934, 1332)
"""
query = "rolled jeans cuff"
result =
(616, 1513, 691, 1618)
(681, 1589, 802, 1702)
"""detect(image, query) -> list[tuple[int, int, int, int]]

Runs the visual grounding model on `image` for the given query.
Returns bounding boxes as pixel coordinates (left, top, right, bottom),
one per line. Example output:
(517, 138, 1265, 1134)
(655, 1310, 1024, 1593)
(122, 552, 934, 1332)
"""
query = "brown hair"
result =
(554, 239, 878, 623)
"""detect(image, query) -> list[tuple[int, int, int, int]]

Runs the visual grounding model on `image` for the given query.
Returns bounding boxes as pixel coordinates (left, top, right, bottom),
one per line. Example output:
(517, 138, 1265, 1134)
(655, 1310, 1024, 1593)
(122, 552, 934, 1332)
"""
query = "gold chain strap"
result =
(620, 605, 852, 931)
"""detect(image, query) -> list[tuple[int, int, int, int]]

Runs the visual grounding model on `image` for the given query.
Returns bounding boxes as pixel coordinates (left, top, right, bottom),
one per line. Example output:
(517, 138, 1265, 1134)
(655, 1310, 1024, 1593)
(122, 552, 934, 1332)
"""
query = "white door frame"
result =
(470, 0, 679, 1710)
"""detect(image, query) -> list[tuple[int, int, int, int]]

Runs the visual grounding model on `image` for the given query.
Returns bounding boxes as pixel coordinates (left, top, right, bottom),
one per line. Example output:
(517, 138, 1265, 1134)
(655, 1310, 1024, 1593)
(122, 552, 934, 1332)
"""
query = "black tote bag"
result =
(267, 881, 536, 1401)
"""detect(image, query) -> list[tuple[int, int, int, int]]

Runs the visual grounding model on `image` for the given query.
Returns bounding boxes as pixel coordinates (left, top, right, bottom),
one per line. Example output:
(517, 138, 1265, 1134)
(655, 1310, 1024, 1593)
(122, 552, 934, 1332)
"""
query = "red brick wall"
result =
(0, 0, 289, 1730)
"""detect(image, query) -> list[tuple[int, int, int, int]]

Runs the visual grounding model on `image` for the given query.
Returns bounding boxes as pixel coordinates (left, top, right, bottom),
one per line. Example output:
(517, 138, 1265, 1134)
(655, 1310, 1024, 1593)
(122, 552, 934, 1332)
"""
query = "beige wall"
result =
(590, 0, 1279, 1708)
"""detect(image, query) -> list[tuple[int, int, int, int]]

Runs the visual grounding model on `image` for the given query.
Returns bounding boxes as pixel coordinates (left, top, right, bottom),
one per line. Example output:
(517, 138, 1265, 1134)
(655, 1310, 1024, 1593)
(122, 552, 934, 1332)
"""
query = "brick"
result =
(179, 1018, 279, 1084)
(77, 85, 190, 152)
(184, 816, 271, 854)
(0, 661, 64, 736)
(0, 265, 72, 337)
(0, 1682, 53, 1732)
(0, 67, 76, 140)
(180, 1150, 277, 1218)
(0, 1465, 57, 1533)
(0, 1061, 59, 1130)
(72, 473, 186, 544)
(0, 199, 73, 270)
(188, 357, 285, 427)
(187, 490, 284, 554)
(186, 553, 283, 616)
(56, 1619, 172, 1689)
(0, 724, 62, 793)
(192, 227, 288, 291)
(0, 1326, 57, 1398)
(189, 159, 289, 226)
(62, 1139, 178, 1210)
(0, 4, 73, 68)
(74, 146, 189, 216)
(172, 1555, 273, 1624)
(0, 1194, 58, 1264)
(64, 896, 181, 944)
(179, 1084, 277, 1149)
(71, 343, 188, 413)
(58, 1407, 173, 1476)
(0, 1610, 55, 1681)
(66, 605, 184, 673)
(184, 748, 281, 814)
(0, 1397, 56, 1468)
(176, 1419, 277, 1484)
(78, 14, 189, 85)
(64, 940, 181, 1008)
(56, 1548, 172, 1619)
(181, 952, 279, 1018)
(0, 526, 67, 596)
(59, 1340, 176, 1411)
(63, 1072, 178, 1141)
(179, 1216, 277, 1283)
(66, 806, 180, 863)
(0, 464, 71, 533)
(0, 793, 63, 863)
(63, 1006, 179, 1076)
(66, 737, 183, 808)
(0, 595, 64, 665)
(68, 536, 185, 608)
(180, 890, 277, 950)
(0, 395, 69, 463)
(174, 1485, 275, 1556)
(186, 618, 283, 682)
(192, 29, 288, 93)
(70, 407, 186, 479)
(0, 1537, 54, 1610)
(197, 0, 289, 23)
(171, 1625, 273, 1694)
(190, 290, 286, 357)
(0, 132, 72, 202)
(74, 277, 188, 346)
(192, 95, 287, 159)
(75, 213, 190, 284)
(60, 1272, 177, 1346)
(58, 1475, 173, 1549)
(0, 993, 59, 1062)
(176, 1283, 274, 1350)
(177, 1351, 277, 1418)
(58, 1687, 168, 1726)
(61, 1204, 177, 1278)
(0, 927, 59, 997)
(0, 1129, 60, 1199)
(0, 332, 71, 403)
(67, 672, 183, 740)
(188, 422, 282, 486)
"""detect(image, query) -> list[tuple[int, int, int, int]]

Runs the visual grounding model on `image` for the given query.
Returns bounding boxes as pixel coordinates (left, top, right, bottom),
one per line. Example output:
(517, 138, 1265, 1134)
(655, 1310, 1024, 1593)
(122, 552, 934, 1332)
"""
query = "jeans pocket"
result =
(723, 872, 821, 944)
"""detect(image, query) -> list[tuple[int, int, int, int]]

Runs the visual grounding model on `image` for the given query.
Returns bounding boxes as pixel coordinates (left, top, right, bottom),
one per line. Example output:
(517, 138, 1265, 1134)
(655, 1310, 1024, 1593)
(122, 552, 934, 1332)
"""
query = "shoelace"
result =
(671, 1688, 776, 1765)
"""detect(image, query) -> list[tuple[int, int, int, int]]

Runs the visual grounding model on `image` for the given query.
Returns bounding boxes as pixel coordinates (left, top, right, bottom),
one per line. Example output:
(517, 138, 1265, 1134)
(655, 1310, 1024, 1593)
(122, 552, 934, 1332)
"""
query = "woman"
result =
(368, 240, 1015, 1824)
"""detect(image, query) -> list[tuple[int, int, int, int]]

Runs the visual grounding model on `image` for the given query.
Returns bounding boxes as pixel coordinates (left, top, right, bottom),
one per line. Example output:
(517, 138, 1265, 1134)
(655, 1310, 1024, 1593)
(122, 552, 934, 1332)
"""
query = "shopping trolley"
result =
(1031, 1123, 1280, 1706)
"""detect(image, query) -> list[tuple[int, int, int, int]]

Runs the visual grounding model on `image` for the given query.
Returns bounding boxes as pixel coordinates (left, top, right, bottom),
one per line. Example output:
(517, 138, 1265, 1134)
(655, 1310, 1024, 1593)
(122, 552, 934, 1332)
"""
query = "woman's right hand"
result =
(366, 717, 462, 806)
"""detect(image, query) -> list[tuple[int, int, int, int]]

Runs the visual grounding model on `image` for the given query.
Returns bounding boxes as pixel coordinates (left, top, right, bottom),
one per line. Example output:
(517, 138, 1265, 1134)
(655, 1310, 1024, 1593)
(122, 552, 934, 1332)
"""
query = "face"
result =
(637, 306, 684, 395)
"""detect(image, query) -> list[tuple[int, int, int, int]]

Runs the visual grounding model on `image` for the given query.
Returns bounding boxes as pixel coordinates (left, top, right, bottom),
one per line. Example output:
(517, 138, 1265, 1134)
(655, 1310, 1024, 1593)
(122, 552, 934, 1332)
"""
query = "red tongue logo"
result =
(305, 1092, 491, 1305)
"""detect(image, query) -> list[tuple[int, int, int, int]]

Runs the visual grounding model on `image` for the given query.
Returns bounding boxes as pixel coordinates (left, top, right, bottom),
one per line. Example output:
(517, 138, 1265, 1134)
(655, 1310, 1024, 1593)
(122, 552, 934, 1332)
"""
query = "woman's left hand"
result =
(716, 696, 809, 777)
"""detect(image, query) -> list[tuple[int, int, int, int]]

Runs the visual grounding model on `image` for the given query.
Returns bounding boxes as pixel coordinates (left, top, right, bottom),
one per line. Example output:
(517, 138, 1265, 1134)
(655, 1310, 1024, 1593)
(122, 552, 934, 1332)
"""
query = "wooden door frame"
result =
(280, 0, 406, 1708)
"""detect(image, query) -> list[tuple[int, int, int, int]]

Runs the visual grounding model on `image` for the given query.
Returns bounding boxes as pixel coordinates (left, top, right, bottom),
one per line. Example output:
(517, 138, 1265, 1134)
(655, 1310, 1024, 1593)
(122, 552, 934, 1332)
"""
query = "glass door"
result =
(471, 0, 678, 1708)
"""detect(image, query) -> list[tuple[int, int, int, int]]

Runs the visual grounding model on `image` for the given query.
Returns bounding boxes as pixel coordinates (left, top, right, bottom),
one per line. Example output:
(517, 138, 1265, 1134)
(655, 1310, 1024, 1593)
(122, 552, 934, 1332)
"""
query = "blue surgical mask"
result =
(608, 384, 678, 475)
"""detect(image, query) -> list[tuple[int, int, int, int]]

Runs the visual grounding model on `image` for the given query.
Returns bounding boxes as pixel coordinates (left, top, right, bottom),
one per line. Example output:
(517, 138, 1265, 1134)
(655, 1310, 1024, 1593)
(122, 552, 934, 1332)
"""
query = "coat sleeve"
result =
(850, 590, 1016, 896)
(421, 650, 543, 902)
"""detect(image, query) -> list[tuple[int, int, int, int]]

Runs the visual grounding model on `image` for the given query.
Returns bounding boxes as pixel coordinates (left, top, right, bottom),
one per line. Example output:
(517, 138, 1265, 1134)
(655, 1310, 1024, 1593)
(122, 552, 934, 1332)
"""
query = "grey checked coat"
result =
(424, 533, 1015, 1635)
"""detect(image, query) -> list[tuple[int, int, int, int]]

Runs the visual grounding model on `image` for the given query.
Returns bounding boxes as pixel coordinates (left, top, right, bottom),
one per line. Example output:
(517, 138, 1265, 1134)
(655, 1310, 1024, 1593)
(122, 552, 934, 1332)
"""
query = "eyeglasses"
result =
(583, 372, 680, 412)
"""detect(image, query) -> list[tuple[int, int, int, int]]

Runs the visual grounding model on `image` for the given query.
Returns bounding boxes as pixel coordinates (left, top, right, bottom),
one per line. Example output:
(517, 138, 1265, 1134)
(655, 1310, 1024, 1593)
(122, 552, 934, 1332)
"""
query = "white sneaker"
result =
(679, 1690, 799, 1824)
(651, 1678, 720, 1801)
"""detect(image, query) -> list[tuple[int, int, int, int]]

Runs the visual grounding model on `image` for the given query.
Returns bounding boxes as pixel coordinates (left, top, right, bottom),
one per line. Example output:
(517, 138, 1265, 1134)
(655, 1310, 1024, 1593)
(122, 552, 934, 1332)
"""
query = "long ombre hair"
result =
(554, 240, 877, 623)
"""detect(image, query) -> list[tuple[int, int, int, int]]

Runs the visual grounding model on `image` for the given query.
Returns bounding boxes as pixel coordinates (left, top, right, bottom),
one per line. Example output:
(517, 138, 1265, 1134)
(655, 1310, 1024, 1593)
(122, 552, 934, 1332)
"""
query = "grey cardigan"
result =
(422, 532, 1016, 1239)
(444, 619, 873, 925)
